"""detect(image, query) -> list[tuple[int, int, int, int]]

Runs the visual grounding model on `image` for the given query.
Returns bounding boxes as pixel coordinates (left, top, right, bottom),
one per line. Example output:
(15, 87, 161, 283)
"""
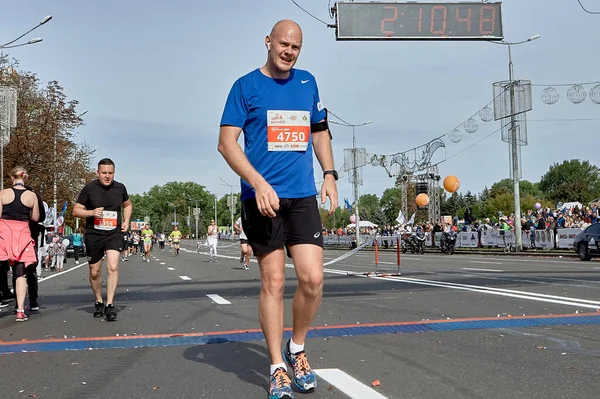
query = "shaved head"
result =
(263, 20, 303, 79)
(270, 19, 303, 39)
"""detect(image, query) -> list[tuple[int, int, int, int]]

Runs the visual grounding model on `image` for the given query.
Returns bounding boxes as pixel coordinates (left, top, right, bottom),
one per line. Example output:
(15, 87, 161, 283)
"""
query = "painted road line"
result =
(380, 275, 600, 309)
(179, 276, 192, 281)
(314, 369, 388, 399)
(0, 313, 597, 355)
(320, 267, 600, 309)
(470, 261, 503, 265)
(167, 267, 175, 271)
(185, 247, 599, 308)
(462, 267, 504, 272)
(160, 262, 166, 265)
(207, 294, 231, 305)
(38, 262, 89, 282)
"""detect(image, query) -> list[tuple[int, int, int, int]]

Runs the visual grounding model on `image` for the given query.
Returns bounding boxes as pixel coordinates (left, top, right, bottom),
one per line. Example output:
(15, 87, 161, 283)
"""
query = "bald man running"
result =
(219, 19, 338, 399)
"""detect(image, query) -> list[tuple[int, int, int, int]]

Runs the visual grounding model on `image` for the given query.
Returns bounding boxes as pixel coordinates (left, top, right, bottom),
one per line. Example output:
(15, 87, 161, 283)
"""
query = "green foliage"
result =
(358, 194, 380, 222)
(320, 207, 350, 229)
(539, 160, 600, 204)
(489, 179, 541, 198)
(380, 187, 401, 224)
(130, 181, 238, 237)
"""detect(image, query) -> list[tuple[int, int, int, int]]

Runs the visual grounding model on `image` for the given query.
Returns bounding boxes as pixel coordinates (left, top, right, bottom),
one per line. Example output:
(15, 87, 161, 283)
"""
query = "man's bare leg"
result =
(105, 250, 120, 305)
(257, 248, 286, 365)
(288, 244, 323, 346)
(89, 259, 103, 303)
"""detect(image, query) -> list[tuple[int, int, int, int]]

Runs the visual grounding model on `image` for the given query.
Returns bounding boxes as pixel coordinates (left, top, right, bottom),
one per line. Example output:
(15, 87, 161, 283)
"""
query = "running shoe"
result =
(269, 367, 293, 399)
(104, 304, 117, 321)
(0, 300, 9, 308)
(239, 256, 244, 263)
(283, 340, 317, 392)
(30, 302, 40, 311)
(93, 301, 105, 318)
(15, 310, 27, 322)
(243, 264, 249, 271)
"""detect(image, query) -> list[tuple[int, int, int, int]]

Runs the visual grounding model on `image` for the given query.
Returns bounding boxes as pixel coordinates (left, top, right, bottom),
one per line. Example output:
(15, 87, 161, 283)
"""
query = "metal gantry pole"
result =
(214, 196, 217, 226)
(195, 200, 199, 240)
(230, 189, 234, 236)
(53, 128, 57, 232)
(508, 43, 523, 251)
(352, 126, 360, 246)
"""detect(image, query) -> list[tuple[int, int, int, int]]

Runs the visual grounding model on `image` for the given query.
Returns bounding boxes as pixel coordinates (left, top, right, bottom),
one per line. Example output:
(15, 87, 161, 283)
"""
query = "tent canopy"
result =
(347, 220, 378, 228)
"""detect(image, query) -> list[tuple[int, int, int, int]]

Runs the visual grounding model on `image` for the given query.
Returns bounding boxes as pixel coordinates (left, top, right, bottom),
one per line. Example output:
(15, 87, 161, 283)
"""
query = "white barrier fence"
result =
(323, 227, 583, 250)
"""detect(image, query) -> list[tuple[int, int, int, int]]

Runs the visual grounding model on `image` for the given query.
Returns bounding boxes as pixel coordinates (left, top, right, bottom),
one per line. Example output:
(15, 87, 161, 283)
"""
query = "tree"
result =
(539, 160, 600, 204)
(320, 206, 350, 229)
(358, 194, 380, 222)
(129, 181, 220, 236)
(0, 55, 96, 230)
(490, 178, 541, 198)
(380, 187, 401, 225)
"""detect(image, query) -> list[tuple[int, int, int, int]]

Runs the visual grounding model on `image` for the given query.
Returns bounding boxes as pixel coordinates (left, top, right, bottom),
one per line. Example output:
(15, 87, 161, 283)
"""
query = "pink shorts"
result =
(0, 219, 37, 266)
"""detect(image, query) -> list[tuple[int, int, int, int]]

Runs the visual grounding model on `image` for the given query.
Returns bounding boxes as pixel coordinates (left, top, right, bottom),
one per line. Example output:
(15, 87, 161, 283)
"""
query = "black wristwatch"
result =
(323, 170, 338, 181)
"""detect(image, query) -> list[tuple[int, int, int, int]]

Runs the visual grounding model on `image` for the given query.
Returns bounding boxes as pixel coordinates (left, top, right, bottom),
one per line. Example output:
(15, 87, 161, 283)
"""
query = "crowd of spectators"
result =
(322, 201, 600, 249)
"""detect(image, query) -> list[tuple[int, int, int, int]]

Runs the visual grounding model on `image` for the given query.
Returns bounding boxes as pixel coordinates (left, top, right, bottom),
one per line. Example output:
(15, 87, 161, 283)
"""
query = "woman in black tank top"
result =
(0, 166, 40, 321)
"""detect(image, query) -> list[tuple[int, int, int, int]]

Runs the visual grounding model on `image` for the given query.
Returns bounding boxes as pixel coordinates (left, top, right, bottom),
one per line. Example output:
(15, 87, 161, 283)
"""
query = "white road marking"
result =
(314, 369, 388, 399)
(207, 294, 231, 305)
(38, 262, 89, 282)
(462, 267, 504, 272)
(186, 247, 600, 309)
(167, 267, 175, 270)
(318, 266, 600, 309)
(160, 262, 166, 265)
(179, 276, 191, 281)
(470, 261, 503, 265)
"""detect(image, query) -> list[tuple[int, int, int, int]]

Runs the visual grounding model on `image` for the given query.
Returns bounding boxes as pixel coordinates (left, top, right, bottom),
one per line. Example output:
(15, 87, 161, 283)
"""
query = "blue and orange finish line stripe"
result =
(1, 312, 599, 355)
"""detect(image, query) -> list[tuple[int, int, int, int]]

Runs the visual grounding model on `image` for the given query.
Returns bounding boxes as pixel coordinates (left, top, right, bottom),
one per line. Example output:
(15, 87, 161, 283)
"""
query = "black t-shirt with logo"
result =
(76, 179, 129, 236)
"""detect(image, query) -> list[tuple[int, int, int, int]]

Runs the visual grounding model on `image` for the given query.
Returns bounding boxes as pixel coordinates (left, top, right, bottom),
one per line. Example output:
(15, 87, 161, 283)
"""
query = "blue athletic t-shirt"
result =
(220, 68, 326, 201)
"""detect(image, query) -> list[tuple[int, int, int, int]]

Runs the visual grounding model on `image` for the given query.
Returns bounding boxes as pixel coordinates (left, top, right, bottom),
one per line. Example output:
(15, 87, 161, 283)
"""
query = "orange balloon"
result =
(443, 175, 460, 193)
(416, 193, 429, 207)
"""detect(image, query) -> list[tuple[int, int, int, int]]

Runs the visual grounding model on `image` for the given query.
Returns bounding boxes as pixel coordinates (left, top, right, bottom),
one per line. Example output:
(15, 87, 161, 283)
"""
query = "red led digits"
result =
(380, 5, 398, 36)
(479, 5, 496, 35)
(430, 5, 447, 34)
(456, 7, 472, 32)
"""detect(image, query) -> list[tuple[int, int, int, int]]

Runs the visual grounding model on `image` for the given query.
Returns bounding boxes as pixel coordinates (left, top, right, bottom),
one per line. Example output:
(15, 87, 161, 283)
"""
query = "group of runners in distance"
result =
(0, 19, 336, 399)
(122, 225, 184, 263)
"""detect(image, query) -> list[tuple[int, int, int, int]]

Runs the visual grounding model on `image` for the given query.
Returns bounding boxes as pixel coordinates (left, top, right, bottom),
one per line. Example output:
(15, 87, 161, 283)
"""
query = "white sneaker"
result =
(147, 258, 150, 263)
(75, 261, 79, 265)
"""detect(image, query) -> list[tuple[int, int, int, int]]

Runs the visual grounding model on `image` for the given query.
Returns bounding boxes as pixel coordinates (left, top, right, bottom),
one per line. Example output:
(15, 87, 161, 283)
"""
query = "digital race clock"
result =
(334, 2, 503, 41)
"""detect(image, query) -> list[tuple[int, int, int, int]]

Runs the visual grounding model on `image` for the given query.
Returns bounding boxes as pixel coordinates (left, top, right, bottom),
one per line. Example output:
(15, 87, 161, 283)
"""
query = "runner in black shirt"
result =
(73, 158, 132, 321)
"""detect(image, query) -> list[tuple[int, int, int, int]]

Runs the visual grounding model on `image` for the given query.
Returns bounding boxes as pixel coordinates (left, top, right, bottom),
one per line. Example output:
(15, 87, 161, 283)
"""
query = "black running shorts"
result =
(85, 231, 124, 265)
(240, 239, 248, 244)
(241, 196, 323, 257)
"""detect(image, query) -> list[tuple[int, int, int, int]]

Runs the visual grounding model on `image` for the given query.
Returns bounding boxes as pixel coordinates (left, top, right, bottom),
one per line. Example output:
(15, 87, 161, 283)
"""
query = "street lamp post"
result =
(214, 195, 218, 226)
(0, 15, 53, 191)
(330, 119, 372, 247)
(219, 178, 235, 235)
(0, 15, 52, 50)
(491, 34, 541, 251)
(53, 109, 87, 232)
(167, 201, 177, 226)
(184, 194, 200, 239)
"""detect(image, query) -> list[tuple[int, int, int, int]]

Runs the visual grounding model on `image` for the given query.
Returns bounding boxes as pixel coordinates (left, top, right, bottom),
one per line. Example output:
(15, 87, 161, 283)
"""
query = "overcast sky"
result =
(2, 0, 599, 206)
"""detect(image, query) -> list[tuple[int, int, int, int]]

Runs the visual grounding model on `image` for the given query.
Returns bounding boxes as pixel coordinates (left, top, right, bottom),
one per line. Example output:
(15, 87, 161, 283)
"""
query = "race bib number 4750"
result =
(94, 210, 118, 231)
(267, 110, 310, 152)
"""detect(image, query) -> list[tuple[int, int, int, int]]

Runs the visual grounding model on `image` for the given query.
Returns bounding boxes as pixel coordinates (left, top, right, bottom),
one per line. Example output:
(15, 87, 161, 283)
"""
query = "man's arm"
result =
(312, 127, 338, 214)
(73, 203, 93, 219)
(122, 199, 132, 232)
(218, 125, 279, 217)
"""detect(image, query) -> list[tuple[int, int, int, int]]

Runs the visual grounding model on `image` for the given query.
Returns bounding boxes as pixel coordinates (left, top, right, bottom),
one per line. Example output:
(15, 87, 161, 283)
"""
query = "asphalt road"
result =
(0, 241, 598, 399)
